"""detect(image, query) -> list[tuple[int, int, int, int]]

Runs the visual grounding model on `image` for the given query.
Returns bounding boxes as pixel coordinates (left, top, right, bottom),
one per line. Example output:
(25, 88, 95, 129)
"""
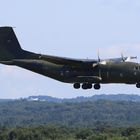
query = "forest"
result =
(0, 125, 140, 140)
(0, 99, 140, 139)
(0, 100, 140, 127)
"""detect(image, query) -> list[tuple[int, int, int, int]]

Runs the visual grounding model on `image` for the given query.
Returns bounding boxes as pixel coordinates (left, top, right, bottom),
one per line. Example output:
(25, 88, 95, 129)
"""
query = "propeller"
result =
(98, 49, 101, 62)
(97, 49, 101, 78)
(121, 52, 125, 62)
(92, 49, 101, 68)
(121, 52, 137, 62)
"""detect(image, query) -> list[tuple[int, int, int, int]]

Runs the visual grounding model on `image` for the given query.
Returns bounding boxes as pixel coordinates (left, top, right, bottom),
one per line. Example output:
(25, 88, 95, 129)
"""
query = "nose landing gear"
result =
(136, 83, 140, 88)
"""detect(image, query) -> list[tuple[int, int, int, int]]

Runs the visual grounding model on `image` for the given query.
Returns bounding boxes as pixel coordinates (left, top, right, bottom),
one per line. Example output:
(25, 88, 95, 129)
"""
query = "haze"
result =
(0, 0, 140, 98)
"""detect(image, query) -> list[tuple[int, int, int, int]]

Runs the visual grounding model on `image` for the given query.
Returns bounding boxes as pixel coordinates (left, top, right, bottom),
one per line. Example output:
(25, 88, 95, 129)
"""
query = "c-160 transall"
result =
(0, 27, 139, 90)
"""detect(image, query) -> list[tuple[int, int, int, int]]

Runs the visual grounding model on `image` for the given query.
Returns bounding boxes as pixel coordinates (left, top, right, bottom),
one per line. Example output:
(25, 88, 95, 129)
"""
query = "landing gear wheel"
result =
(136, 83, 140, 88)
(94, 83, 101, 90)
(82, 83, 92, 90)
(87, 83, 92, 89)
(73, 83, 80, 89)
(82, 83, 88, 90)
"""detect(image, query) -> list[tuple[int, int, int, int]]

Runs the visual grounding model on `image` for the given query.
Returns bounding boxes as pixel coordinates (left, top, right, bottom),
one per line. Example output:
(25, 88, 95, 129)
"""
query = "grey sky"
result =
(0, 0, 140, 98)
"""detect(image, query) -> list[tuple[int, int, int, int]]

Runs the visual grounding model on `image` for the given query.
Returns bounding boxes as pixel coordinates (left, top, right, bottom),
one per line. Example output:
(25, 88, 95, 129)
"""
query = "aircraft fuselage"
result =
(7, 58, 140, 85)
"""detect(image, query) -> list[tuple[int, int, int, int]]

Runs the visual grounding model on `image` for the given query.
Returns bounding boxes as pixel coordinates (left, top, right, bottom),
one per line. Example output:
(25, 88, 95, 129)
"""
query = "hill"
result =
(26, 94, 140, 102)
(0, 99, 140, 127)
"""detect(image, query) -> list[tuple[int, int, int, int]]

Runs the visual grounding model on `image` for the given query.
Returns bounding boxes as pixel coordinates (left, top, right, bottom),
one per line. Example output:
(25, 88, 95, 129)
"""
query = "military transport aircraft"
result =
(0, 26, 139, 90)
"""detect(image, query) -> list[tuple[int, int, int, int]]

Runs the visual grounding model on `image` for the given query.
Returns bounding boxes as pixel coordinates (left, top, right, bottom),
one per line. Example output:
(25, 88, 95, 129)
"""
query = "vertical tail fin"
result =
(0, 27, 23, 61)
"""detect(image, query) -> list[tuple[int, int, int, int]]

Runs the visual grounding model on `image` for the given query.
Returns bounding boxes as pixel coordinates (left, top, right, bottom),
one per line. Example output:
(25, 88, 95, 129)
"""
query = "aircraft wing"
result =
(105, 56, 137, 62)
(40, 54, 98, 66)
(105, 57, 127, 62)
(37, 53, 137, 66)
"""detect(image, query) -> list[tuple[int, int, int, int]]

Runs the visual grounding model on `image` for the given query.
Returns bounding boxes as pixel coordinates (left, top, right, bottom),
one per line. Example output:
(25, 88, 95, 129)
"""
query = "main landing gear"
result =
(73, 83, 101, 90)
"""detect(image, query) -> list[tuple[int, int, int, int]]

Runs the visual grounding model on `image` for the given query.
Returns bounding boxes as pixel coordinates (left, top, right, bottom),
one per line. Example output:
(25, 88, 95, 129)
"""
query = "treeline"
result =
(0, 125, 140, 140)
(0, 100, 140, 127)
(26, 94, 140, 102)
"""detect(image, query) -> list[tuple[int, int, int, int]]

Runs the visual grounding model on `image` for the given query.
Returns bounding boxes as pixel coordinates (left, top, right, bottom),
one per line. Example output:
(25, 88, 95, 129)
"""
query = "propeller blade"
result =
(98, 49, 101, 62)
(121, 52, 125, 62)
